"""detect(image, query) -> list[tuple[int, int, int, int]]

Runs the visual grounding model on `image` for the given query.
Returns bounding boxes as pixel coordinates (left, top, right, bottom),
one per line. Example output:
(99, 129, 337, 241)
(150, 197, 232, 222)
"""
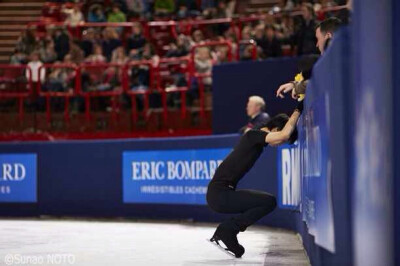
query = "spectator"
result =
(113, 0, 129, 13)
(213, 41, 231, 63)
(253, 24, 266, 57)
(63, 4, 84, 26)
(128, 43, 158, 91)
(315, 17, 342, 54)
(283, 0, 295, 11)
(241, 26, 252, 41)
(26, 52, 45, 83)
(279, 15, 295, 44)
(68, 41, 85, 64)
(194, 47, 212, 85)
(239, 96, 270, 134)
(16, 29, 37, 55)
(176, 3, 189, 19)
(85, 44, 107, 63)
(165, 35, 190, 57)
(225, 0, 236, 18)
(254, 24, 265, 43)
(125, 0, 147, 17)
(176, 0, 199, 18)
(38, 39, 57, 63)
(10, 48, 27, 64)
(241, 45, 256, 61)
(62, 53, 74, 65)
(215, 1, 228, 18)
(127, 23, 147, 53)
(101, 27, 122, 61)
(191, 30, 205, 44)
(141, 43, 160, 62)
(223, 28, 238, 56)
(154, 0, 175, 15)
(201, 0, 215, 11)
(88, 6, 106, 23)
(44, 54, 76, 93)
(107, 47, 128, 84)
(107, 5, 127, 23)
(213, 1, 232, 34)
(53, 27, 70, 61)
(80, 28, 97, 57)
(260, 25, 282, 58)
(296, 3, 318, 55)
(111, 46, 129, 64)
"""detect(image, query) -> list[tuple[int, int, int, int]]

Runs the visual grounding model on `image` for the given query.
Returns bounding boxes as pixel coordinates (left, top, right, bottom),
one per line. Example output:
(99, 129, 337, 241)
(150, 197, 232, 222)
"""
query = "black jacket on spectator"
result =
(80, 40, 95, 57)
(102, 39, 122, 61)
(257, 37, 283, 58)
(176, 0, 198, 11)
(297, 19, 318, 55)
(54, 32, 70, 61)
(165, 46, 189, 57)
(127, 34, 147, 51)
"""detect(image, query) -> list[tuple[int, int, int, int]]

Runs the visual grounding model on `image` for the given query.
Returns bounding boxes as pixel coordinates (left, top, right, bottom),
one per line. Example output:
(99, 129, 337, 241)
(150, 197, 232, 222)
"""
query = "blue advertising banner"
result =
(277, 92, 335, 253)
(301, 91, 335, 252)
(277, 144, 301, 210)
(123, 148, 231, 205)
(0, 154, 37, 203)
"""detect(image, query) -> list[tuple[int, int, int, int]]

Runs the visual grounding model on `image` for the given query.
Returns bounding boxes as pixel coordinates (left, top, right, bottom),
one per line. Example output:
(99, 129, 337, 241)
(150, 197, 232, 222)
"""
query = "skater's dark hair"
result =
(254, 113, 298, 144)
(265, 113, 288, 131)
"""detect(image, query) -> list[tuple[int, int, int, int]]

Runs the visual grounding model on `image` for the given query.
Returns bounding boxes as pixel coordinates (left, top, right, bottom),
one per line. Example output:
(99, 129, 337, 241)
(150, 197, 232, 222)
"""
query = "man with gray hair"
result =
(239, 96, 270, 134)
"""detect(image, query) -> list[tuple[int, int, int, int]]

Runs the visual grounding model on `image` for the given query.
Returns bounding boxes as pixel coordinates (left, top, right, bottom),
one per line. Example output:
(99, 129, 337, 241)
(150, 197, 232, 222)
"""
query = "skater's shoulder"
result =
(243, 129, 268, 144)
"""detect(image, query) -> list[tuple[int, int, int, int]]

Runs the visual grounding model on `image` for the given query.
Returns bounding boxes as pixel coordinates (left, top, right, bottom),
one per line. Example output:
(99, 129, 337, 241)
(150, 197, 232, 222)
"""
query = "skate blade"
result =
(207, 238, 239, 258)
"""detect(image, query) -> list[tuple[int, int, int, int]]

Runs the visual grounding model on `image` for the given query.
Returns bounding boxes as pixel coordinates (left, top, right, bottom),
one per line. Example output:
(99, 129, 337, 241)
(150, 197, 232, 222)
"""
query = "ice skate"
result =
(208, 224, 245, 258)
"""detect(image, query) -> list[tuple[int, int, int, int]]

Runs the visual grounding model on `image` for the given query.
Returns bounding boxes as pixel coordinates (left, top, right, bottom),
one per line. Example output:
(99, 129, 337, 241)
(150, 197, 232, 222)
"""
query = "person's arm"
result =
(276, 82, 295, 98)
(264, 102, 303, 145)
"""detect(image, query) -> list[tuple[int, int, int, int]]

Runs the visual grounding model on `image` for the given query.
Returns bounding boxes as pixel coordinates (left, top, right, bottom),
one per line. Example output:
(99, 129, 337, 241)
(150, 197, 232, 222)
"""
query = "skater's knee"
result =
(207, 197, 225, 213)
(206, 191, 229, 213)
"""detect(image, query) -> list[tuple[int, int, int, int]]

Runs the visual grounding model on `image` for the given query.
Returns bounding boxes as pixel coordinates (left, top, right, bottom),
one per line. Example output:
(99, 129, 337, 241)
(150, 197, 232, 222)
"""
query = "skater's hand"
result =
(276, 82, 294, 98)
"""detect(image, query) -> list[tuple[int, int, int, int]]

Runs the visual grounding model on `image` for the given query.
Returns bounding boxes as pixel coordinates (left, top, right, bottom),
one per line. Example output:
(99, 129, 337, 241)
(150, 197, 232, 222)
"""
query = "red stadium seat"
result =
(156, 57, 191, 122)
(124, 60, 156, 125)
(37, 64, 78, 124)
(78, 63, 125, 123)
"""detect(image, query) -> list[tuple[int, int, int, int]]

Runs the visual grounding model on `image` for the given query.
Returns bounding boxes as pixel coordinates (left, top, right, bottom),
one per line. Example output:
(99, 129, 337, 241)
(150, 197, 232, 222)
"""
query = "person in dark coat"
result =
(296, 3, 319, 55)
(53, 27, 70, 61)
(240, 96, 271, 134)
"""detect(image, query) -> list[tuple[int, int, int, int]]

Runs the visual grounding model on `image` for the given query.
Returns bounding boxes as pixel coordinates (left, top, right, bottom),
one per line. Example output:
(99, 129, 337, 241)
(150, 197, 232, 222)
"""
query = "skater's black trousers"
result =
(206, 182, 277, 232)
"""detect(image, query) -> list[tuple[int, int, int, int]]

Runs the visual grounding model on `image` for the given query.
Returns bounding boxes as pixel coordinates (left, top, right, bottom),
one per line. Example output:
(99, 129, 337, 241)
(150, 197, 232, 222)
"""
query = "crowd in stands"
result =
(4, 0, 349, 114)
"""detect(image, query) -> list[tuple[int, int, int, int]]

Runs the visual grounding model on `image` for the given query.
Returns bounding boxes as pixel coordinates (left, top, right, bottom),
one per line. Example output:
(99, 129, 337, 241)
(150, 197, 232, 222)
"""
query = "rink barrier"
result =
(0, 134, 297, 230)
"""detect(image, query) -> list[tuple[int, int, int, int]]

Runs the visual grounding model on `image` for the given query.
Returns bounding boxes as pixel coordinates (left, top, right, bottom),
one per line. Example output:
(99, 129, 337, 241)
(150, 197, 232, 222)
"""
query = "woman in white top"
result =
(26, 52, 45, 83)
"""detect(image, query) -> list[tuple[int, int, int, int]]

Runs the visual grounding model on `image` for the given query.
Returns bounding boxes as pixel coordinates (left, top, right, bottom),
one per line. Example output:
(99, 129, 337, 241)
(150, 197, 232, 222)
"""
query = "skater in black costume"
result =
(206, 101, 303, 258)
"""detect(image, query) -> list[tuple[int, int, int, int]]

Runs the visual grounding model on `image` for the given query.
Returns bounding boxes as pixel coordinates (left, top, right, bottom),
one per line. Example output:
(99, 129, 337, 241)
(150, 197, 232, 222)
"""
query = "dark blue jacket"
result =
(240, 112, 270, 134)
